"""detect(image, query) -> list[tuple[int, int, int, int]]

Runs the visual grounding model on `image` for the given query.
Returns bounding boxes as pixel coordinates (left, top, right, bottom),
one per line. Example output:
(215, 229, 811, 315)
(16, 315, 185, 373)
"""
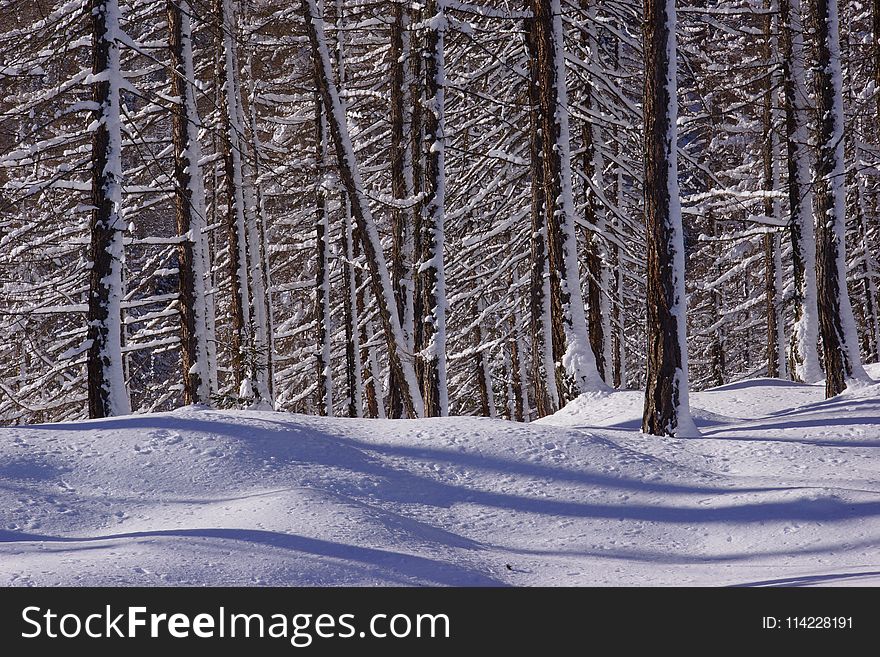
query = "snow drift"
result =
(3, 371, 880, 586)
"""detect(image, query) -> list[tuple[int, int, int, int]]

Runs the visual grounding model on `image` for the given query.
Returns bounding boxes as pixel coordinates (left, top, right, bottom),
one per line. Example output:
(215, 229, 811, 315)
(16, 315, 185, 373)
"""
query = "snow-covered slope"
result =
(3, 372, 880, 587)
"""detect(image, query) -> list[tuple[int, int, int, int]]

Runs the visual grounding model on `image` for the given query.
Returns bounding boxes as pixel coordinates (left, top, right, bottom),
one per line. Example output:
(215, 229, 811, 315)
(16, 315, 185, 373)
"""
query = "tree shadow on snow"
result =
(0, 528, 504, 586)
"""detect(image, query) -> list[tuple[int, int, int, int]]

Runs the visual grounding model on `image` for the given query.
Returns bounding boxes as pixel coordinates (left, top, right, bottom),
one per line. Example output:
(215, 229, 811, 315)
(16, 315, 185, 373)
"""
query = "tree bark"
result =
(87, 0, 130, 418)
(810, 0, 867, 397)
(419, 0, 449, 416)
(761, 4, 786, 379)
(641, 0, 695, 436)
(388, 2, 414, 418)
(530, 0, 603, 404)
(524, 16, 558, 416)
(314, 91, 333, 416)
(168, 0, 211, 405)
(215, 0, 251, 393)
(780, 0, 823, 382)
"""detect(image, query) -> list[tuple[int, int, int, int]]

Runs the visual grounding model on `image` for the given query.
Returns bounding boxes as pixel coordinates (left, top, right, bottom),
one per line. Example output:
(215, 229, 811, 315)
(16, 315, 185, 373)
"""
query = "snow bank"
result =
(2, 375, 880, 586)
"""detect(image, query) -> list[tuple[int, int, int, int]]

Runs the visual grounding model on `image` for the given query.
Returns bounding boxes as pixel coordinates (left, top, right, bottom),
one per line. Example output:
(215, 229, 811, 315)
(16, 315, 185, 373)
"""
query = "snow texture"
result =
(3, 371, 880, 586)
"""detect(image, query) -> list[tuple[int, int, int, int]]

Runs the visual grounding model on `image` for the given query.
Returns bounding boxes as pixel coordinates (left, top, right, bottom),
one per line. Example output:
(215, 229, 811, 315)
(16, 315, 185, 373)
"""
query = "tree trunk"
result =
(810, 0, 867, 397)
(215, 0, 251, 394)
(168, 0, 211, 406)
(525, 16, 558, 417)
(581, 0, 612, 385)
(761, 4, 787, 379)
(641, 0, 695, 436)
(780, 0, 823, 383)
(241, 87, 272, 404)
(341, 195, 363, 417)
(301, 0, 424, 417)
(473, 296, 496, 418)
(314, 91, 333, 417)
(419, 0, 449, 416)
(388, 2, 415, 418)
(87, 0, 130, 418)
(530, 0, 603, 405)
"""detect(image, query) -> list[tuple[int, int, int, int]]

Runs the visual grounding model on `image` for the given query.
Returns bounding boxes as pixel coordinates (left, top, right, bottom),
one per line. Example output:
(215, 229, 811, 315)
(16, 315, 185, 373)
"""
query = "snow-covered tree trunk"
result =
(388, 2, 414, 419)
(581, 0, 613, 385)
(215, 0, 252, 394)
(856, 171, 880, 362)
(810, 0, 868, 397)
(762, 6, 787, 379)
(328, 0, 361, 418)
(641, 0, 696, 437)
(340, 193, 363, 418)
(301, 0, 424, 418)
(530, 0, 604, 405)
(168, 0, 211, 405)
(525, 16, 559, 416)
(86, 0, 130, 418)
(780, 0, 822, 383)
(419, 0, 449, 417)
(611, 37, 627, 390)
(242, 54, 273, 404)
(314, 92, 333, 417)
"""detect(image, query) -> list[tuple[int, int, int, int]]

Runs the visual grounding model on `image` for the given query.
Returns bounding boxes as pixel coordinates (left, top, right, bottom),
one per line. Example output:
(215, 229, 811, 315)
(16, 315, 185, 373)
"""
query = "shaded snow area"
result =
(4, 369, 880, 587)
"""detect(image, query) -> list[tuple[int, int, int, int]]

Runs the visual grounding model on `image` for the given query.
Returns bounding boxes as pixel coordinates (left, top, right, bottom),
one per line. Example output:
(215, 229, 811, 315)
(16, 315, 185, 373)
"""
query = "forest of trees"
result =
(1, 0, 878, 435)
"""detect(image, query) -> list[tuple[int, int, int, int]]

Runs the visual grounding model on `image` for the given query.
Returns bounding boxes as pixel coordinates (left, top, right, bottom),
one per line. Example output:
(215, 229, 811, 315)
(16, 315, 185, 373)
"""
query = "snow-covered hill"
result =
(3, 370, 880, 587)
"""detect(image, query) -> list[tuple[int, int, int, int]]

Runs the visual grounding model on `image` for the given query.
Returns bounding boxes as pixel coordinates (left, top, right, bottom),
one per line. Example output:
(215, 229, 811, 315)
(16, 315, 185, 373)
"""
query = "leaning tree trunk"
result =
(419, 0, 450, 416)
(530, 0, 604, 405)
(641, 0, 695, 437)
(301, 0, 424, 418)
(811, 0, 867, 397)
(87, 0, 130, 418)
(780, 0, 823, 383)
(168, 0, 211, 405)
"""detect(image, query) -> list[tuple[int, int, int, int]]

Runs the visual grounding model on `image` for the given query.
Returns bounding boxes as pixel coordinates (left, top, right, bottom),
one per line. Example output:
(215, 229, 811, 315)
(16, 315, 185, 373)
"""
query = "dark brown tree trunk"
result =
(341, 201, 361, 417)
(524, 16, 556, 417)
(419, 0, 448, 416)
(168, 0, 207, 405)
(532, 0, 575, 403)
(87, 0, 129, 418)
(580, 0, 609, 383)
(582, 116, 607, 383)
(761, 9, 782, 379)
(215, 0, 250, 391)
(641, 0, 693, 436)
(509, 317, 525, 422)
(779, 0, 822, 382)
(530, 0, 600, 403)
(387, 2, 411, 419)
(314, 91, 333, 416)
(811, 0, 865, 397)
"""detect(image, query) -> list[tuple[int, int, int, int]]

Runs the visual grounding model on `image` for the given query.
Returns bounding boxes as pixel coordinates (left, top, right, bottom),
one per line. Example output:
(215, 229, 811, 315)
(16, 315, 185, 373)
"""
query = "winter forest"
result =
(0, 0, 877, 434)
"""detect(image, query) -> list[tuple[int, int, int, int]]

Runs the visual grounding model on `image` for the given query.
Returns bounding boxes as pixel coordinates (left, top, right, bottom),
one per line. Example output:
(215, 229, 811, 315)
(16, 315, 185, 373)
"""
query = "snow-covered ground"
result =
(3, 368, 880, 587)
